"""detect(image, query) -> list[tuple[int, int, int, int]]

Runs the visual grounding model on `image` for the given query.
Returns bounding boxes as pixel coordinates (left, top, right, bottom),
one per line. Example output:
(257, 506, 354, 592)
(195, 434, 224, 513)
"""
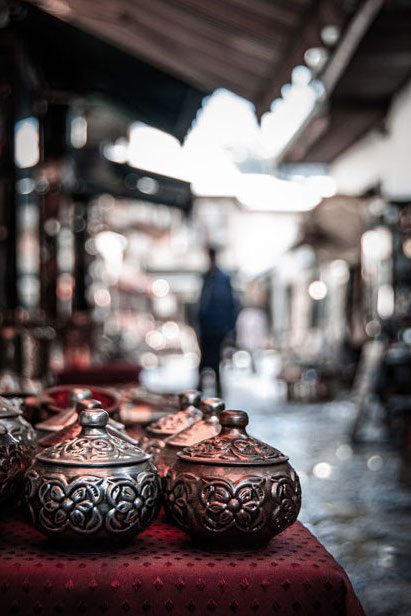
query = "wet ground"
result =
(220, 364, 411, 616)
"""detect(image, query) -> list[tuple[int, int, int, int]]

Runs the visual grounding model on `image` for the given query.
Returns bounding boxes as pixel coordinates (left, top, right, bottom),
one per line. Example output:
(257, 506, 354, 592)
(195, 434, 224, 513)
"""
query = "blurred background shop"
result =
(1, 1, 411, 613)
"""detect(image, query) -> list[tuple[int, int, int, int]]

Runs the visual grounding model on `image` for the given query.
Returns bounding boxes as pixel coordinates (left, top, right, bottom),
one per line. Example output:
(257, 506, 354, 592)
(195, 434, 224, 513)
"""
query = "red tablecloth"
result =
(0, 510, 364, 616)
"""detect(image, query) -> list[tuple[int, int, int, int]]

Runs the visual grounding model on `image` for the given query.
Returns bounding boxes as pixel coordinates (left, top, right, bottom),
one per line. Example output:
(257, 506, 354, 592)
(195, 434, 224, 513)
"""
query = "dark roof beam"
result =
(255, 0, 345, 117)
(322, 0, 384, 96)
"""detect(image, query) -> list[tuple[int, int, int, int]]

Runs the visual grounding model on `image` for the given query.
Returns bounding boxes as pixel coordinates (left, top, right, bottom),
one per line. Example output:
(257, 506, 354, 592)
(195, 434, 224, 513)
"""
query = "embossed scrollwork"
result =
(43, 434, 140, 464)
(106, 471, 160, 532)
(0, 439, 27, 500)
(270, 470, 301, 532)
(181, 436, 288, 465)
(38, 476, 104, 534)
(165, 471, 197, 530)
(199, 476, 267, 533)
(149, 410, 192, 434)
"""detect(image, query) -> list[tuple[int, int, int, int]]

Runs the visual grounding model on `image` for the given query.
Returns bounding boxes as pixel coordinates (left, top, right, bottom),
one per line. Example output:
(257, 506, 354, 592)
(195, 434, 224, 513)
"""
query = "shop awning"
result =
(70, 148, 192, 212)
(17, 3, 207, 141)
(25, 0, 350, 118)
(283, 2, 411, 163)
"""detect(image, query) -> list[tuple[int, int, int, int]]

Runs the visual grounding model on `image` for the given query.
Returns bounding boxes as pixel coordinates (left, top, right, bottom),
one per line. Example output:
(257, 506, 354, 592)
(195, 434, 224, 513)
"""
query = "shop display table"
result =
(0, 509, 364, 616)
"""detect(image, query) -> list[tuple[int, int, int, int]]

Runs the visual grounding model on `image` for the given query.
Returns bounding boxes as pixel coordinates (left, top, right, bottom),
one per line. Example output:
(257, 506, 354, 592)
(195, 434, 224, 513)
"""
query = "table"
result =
(0, 509, 364, 616)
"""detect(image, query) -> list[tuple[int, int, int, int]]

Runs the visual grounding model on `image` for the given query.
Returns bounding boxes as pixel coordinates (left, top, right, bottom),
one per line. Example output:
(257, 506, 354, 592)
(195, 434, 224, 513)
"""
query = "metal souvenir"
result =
(155, 397, 225, 476)
(164, 410, 301, 550)
(36, 397, 134, 448)
(24, 401, 161, 542)
(0, 426, 30, 504)
(0, 395, 37, 455)
(139, 390, 201, 464)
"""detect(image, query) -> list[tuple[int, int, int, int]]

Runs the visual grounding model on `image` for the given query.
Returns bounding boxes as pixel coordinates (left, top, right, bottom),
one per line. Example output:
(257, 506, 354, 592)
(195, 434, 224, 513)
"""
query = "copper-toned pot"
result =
(139, 390, 201, 464)
(24, 402, 161, 543)
(164, 410, 301, 550)
(155, 397, 224, 477)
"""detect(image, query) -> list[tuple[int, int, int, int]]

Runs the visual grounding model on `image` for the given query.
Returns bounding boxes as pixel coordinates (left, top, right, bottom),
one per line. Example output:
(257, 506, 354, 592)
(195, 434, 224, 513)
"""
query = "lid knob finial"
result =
(179, 390, 201, 410)
(78, 400, 108, 429)
(68, 387, 93, 406)
(201, 397, 225, 417)
(220, 410, 249, 429)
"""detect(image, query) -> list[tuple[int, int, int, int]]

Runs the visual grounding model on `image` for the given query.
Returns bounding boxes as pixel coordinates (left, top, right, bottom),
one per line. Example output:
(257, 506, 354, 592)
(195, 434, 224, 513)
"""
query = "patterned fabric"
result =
(0, 509, 364, 615)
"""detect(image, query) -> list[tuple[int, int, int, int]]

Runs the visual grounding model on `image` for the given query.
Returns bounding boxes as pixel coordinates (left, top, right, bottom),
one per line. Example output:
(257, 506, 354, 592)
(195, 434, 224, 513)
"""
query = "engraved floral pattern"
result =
(180, 436, 288, 465)
(271, 471, 301, 532)
(148, 410, 195, 435)
(0, 398, 37, 454)
(38, 476, 104, 533)
(8, 417, 37, 454)
(24, 470, 161, 536)
(0, 439, 27, 500)
(165, 471, 197, 530)
(199, 477, 266, 532)
(106, 472, 160, 532)
(40, 434, 141, 464)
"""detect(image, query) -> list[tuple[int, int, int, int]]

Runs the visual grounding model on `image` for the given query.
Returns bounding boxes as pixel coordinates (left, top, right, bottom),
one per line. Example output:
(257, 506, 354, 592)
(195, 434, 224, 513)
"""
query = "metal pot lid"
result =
(146, 390, 201, 437)
(0, 396, 21, 419)
(177, 410, 289, 466)
(37, 403, 150, 467)
(167, 397, 224, 448)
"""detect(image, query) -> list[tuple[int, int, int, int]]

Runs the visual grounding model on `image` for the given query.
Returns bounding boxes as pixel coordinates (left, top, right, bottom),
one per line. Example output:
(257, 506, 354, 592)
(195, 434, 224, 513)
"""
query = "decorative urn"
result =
(0, 426, 31, 504)
(156, 397, 225, 477)
(0, 395, 37, 455)
(139, 390, 201, 464)
(24, 402, 161, 542)
(164, 410, 301, 550)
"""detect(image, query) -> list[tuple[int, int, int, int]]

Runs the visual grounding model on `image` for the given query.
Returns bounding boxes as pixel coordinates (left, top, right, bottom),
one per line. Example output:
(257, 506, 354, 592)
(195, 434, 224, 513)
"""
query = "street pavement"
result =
(222, 364, 411, 616)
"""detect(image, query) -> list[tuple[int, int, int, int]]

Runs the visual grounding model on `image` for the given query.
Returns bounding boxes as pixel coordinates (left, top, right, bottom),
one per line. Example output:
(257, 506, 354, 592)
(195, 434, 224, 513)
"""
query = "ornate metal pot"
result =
(24, 403, 161, 543)
(139, 390, 201, 464)
(164, 410, 301, 550)
(0, 395, 37, 455)
(155, 398, 225, 477)
(0, 426, 31, 505)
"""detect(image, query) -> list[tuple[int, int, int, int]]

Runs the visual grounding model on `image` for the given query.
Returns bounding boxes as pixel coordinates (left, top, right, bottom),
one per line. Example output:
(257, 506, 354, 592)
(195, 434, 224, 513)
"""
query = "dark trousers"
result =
(199, 334, 224, 396)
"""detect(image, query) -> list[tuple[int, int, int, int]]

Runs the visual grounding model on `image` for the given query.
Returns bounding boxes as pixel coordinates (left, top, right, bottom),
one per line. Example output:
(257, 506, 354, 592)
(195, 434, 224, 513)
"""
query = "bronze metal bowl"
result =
(164, 410, 301, 550)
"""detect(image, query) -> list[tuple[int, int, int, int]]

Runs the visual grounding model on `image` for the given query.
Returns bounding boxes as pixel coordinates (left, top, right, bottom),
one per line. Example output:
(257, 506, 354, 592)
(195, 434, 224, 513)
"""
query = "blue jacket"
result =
(199, 267, 236, 338)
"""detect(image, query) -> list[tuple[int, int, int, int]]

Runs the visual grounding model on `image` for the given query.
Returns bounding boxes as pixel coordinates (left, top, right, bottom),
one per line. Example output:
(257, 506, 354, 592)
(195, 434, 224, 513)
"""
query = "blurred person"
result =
(198, 247, 237, 395)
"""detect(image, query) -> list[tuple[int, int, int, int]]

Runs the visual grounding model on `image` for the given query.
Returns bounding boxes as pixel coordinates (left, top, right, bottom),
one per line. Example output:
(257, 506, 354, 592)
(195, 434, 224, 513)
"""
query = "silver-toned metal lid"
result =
(167, 397, 224, 447)
(37, 402, 150, 467)
(0, 396, 20, 419)
(178, 390, 201, 410)
(177, 410, 289, 466)
(146, 390, 201, 437)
